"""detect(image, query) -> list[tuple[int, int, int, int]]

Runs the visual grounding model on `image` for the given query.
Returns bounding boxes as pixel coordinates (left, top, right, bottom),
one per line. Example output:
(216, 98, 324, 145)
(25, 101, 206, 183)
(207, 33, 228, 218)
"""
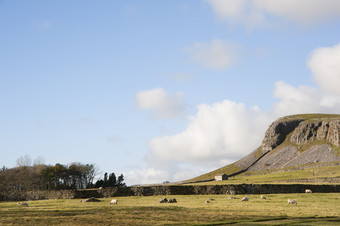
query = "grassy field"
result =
(1, 193, 340, 225)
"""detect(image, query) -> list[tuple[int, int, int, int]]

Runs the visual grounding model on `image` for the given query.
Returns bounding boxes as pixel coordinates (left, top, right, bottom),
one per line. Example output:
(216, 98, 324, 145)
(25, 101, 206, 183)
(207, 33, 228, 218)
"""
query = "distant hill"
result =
(185, 114, 340, 183)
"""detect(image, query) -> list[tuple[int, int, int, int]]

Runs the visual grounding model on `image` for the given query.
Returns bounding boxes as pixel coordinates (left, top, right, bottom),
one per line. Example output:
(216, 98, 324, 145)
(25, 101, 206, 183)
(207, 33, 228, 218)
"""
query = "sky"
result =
(1, 0, 340, 185)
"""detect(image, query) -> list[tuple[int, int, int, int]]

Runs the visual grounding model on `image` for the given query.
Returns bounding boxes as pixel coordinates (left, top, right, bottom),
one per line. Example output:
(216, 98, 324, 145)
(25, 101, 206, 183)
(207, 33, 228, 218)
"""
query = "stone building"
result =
(215, 174, 228, 181)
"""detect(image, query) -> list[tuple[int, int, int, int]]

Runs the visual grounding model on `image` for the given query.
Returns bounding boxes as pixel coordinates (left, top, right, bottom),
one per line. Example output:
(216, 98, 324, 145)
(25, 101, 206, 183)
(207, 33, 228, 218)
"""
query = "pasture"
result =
(0, 193, 340, 225)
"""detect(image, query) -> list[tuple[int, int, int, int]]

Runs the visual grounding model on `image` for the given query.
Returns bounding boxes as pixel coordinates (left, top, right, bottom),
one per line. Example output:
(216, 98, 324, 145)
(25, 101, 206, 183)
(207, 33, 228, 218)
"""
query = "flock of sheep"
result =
(17, 189, 313, 207)
(236, 189, 311, 205)
(239, 195, 297, 204)
(237, 189, 311, 205)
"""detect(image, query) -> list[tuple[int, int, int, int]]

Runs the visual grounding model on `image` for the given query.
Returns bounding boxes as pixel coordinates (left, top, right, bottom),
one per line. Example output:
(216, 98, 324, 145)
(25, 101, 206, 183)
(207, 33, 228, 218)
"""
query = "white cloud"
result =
(135, 88, 186, 119)
(170, 72, 193, 82)
(124, 164, 209, 185)
(272, 81, 340, 117)
(125, 167, 167, 185)
(307, 43, 340, 96)
(107, 135, 123, 143)
(147, 100, 270, 168)
(76, 117, 97, 125)
(185, 39, 240, 70)
(205, 0, 340, 27)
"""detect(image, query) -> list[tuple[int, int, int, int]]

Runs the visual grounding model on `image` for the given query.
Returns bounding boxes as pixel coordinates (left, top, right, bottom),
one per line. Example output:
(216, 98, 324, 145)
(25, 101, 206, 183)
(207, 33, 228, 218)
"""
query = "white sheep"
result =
(17, 202, 28, 207)
(110, 199, 118, 205)
(288, 199, 297, 205)
(305, 189, 312, 193)
(260, 195, 266, 199)
(241, 197, 249, 201)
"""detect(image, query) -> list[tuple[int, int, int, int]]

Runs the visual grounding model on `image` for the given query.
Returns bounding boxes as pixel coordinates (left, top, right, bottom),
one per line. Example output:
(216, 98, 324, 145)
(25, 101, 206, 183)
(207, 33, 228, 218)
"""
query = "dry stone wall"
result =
(2, 184, 340, 201)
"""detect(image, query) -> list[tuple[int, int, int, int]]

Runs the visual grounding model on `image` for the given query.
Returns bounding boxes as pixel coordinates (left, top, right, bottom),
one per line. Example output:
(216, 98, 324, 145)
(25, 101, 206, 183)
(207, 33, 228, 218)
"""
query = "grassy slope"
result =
(1, 194, 340, 225)
(185, 114, 340, 184)
(184, 164, 340, 185)
(184, 162, 242, 183)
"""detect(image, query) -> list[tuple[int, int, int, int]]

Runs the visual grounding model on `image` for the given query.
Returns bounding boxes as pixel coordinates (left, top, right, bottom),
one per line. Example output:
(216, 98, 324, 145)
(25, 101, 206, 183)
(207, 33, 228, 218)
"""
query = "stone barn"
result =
(215, 174, 228, 181)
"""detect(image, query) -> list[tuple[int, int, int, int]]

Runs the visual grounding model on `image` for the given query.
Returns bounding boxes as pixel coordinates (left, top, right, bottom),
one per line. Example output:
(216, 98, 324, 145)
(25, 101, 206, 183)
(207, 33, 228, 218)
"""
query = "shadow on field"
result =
(214, 216, 340, 225)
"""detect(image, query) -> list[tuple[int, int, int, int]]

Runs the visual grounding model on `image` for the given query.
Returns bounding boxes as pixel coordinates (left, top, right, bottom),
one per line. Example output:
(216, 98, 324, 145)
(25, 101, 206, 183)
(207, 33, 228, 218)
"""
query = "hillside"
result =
(185, 114, 340, 183)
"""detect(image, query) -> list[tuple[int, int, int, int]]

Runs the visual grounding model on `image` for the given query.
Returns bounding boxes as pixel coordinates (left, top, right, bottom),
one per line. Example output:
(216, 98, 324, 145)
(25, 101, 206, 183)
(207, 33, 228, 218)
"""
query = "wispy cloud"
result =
(41, 21, 53, 29)
(107, 135, 123, 143)
(76, 117, 97, 126)
(170, 72, 193, 82)
(135, 88, 186, 119)
(205, 0, 340, 28)
(34, 120, 46, 127)
(185, 39, 240, 70)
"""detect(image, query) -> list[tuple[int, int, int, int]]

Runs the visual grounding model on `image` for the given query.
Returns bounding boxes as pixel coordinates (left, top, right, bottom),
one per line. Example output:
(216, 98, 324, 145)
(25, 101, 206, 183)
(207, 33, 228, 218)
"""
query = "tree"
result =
(40, 165, 55, 189)
(108, 173, 116, 187)
(54, 163, 68, 189)
(94, 172, 125, 188)
(82, 164, 99, 188)
(68, 163, 84, 189)
(16, 155, 32, 167)
(103, 172, 108, 184)
(0, 165, 7, 173)
(117, 174, 126, 187)
(33, 156, 45, 166)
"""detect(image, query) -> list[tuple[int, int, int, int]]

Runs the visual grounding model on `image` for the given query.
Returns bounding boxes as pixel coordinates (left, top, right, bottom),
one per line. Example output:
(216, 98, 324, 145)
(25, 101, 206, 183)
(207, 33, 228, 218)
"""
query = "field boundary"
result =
(1, 183, 340, 201)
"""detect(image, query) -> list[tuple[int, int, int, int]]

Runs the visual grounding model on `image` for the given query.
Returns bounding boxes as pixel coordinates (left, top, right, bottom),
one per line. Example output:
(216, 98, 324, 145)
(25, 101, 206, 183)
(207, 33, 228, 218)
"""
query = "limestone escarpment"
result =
(261, 119, 303, 153)
(248, 114, 340, 172)
(290, 120, 340, 146)
(188, 114, 340, 183)
(261, 115, 340, 152)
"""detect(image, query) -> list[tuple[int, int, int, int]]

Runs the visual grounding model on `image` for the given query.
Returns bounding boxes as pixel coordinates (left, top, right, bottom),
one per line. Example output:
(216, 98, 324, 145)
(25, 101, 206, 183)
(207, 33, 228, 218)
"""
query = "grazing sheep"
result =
(241, 197, 249, 202)
(110, 199, 118, 205)
(159, 198, 168, 203)
(205, 200, 210, 204)
(17, 202, 28, 207)
(288, 199, 297, 205)
(305, 189, 312, 193)
(260, 195, 266, 199)
(168, 198, 177, 203)
(227, 197, 236, 199)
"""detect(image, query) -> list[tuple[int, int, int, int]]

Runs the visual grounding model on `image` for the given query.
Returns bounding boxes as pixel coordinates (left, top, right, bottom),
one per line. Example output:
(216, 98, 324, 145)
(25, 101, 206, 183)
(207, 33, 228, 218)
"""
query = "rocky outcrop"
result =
(261, 119, 303, 153)
(290, 120, 340, 146)
(247, 116, 340, 172)
(226, 115, 340, 178)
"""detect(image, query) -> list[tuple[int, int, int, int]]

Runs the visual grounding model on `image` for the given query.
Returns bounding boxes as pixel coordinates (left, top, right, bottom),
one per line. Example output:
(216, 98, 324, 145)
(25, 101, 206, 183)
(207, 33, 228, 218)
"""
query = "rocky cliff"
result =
(290, 120, 340, 146)
(187, 114, 340, 182)
(238, 114, 340, 173)
(261, 115, 340, 152)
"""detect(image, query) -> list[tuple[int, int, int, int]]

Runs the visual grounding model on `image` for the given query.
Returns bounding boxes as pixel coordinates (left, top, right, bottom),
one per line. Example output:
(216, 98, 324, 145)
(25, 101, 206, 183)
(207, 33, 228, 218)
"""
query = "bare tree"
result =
(16, 155, 32, 167)
(33, 156, 45, 166)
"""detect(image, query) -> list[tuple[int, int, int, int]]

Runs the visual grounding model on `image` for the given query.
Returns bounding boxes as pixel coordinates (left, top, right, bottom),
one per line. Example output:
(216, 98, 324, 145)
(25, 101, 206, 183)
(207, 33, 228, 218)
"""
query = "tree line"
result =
(0, 159, 125, 193)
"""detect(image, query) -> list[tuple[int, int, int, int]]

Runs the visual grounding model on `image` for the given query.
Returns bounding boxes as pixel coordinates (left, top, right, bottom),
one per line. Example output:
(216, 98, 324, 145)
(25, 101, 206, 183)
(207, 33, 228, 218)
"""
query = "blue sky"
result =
(1, 0, 340, 185)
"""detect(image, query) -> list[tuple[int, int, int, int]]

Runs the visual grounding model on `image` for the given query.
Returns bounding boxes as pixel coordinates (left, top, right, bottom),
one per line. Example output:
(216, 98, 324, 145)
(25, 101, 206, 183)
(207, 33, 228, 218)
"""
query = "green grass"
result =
(1, 193, 340, 225)
(280, 113, 340, 121)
